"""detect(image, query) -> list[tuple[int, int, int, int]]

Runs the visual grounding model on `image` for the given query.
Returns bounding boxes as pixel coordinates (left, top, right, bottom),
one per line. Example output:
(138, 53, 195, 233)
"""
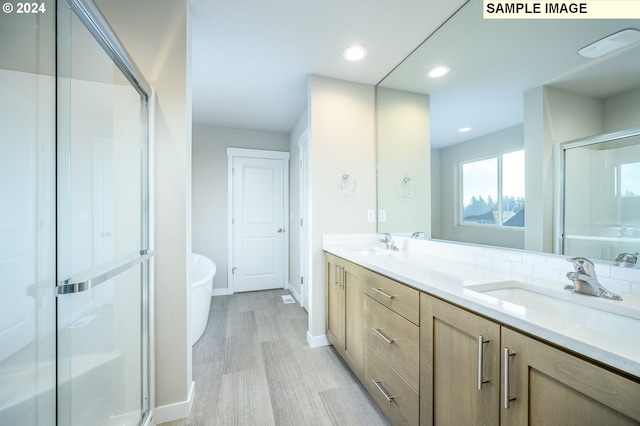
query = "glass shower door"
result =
(562, 130, 640, 260)
(0, 2, 57, 425)
(56, 1, 151, 425)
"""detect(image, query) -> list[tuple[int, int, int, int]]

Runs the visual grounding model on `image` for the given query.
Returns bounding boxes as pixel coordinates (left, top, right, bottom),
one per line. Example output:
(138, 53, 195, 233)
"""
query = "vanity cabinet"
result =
(325, 252, 640, 426)
(501, 327, 640, 426)
(420, 294, 501, 426)
(420, 292, 640, 426)
(325, 254, 364, 379)
(363, 270, 420, 425)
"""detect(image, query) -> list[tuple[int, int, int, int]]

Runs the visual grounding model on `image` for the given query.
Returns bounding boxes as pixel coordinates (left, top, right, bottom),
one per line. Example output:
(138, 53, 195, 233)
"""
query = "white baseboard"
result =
(306, 330, 330, 348)
(153, 380, 195, 424)
(142, 410, 154, 426)
(212, 288, 231, 297)
(287, 283, 302, 306)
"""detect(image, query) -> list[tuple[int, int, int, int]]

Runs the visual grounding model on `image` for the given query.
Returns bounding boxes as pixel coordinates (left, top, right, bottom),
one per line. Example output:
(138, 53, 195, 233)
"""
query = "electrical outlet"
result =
(368, 210, 375, 222)
(379, 210, 386, 222)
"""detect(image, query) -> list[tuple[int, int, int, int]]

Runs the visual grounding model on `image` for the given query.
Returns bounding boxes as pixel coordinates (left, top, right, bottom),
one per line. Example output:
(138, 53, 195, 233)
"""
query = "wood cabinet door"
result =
(343, 259, 364, 379)
(501, 327, 640, 426)
(326, 254, 344, 349)
(421, 294, 501, 426)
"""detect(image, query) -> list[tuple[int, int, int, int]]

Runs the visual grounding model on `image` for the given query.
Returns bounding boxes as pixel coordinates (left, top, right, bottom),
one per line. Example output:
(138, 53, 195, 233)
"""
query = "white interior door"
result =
(230, 150, 289, 293)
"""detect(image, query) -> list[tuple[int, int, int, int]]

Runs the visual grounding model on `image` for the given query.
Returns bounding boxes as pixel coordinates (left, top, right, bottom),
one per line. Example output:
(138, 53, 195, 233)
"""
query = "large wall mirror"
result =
(376, 0, 640, 261)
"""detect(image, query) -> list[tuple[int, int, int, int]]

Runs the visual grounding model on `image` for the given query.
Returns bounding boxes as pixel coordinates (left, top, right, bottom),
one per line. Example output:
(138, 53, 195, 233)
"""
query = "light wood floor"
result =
(159, 289, 389, 426)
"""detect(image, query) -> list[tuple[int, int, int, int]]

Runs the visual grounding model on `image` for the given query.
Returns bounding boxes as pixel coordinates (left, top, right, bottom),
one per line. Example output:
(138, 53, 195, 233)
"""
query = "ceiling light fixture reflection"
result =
(578, 28, 640, 58)
(427, 65, 450, 78)
(459, 127, 472, 133)
(343, 45, 367, 61)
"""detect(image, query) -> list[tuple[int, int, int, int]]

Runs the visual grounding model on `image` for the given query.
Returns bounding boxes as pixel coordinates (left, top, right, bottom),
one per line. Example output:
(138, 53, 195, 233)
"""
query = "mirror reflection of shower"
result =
(562, 128, 640, 260)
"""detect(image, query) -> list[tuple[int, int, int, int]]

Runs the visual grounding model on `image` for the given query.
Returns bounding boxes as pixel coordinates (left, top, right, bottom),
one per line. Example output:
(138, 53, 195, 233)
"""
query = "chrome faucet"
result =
(564, 257, 622, 301)
(411, 231, 424, 239)
(614, 252, 638, 267)
(379, 233, 399, 251)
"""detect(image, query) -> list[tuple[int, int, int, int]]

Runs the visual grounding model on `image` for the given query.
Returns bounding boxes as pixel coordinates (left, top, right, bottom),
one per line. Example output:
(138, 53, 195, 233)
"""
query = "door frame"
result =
(227, 148, 290, 294)
(298, 130, 311, 310)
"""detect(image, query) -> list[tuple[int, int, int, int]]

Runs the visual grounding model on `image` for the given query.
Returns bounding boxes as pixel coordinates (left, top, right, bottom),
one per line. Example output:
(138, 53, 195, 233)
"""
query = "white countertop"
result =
(324, 242, 640, 379)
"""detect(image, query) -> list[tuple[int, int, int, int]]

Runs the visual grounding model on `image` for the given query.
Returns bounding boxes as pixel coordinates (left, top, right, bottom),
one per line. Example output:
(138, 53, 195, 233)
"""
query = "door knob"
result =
(277, 228, 285, 233)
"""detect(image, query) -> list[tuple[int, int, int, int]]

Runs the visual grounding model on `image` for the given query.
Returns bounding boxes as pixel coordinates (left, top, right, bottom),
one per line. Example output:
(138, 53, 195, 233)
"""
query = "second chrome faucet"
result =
(379, 233, 399, 251)
(564, 257, 623, 301)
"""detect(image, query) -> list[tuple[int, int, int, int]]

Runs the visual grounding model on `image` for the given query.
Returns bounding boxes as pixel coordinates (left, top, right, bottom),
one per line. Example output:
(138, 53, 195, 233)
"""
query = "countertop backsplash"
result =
(322, 233, 640, 299)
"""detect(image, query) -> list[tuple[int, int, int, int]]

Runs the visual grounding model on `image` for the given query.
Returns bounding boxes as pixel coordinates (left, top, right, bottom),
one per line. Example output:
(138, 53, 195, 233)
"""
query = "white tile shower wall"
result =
(324, 234, 640, 298)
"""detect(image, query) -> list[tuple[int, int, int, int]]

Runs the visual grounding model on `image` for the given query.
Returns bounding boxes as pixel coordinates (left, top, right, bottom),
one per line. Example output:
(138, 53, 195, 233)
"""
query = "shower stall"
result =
(560, 127, 640, 260)
(1, 1, 153, 425)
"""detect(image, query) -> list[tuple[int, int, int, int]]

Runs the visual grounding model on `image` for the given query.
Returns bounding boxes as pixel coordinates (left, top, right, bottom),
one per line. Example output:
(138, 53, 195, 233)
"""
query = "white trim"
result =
(212, 288, 231, 297)
(227, 147, 290, 161)
(142, 411, 154, 426)
(153, 380, 195, 424)
(226, 148, 290, 295)
(306, 331, 330, 348)
(146, 88, 156, 426)
(227, 152, 234, 293)
(288, 281, 301, 305)
(298, 129, 311, 312)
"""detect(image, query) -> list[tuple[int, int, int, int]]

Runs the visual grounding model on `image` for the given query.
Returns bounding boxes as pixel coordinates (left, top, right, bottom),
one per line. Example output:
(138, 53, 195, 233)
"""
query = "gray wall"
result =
(192, 125, 290, 293)
(96, 0, 193, 421)
(307, 75, 377, 341)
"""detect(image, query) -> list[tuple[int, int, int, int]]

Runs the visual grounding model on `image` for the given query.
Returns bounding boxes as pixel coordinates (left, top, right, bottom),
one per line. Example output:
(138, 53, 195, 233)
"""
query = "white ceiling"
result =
(379, 0, 640, 148)
(189, 0, 640, 144)
(189, 0, 468, 133)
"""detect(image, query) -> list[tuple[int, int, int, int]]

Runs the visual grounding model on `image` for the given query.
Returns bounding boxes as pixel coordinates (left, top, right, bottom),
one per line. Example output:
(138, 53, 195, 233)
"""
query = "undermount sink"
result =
(464, 281, 640, 337)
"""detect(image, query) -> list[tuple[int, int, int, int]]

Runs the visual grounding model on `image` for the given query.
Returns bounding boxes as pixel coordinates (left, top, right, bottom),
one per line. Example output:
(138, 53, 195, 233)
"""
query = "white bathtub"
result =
(191, 253, 216, 345)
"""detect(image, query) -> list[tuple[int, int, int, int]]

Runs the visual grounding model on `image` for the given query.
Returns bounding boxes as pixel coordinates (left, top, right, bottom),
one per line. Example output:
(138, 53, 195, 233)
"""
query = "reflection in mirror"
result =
(562, 128, 640, 261)
(376, 0, 640, 260)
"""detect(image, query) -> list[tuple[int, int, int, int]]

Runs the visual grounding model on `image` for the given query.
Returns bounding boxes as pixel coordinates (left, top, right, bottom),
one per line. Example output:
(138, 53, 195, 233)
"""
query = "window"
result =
(619, 162, 640, 198)
(461, 149, 525, 227)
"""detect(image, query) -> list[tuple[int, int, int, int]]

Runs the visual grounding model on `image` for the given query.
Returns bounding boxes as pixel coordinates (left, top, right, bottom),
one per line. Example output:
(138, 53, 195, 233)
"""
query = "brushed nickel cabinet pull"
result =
(372, 287, 394, 299)
(371, 327, 394, 344)
(503, 347, 517, 409)
(372, 379, 395, 402)
(477, 336, 490, 390)
(341, 267, 345, 288)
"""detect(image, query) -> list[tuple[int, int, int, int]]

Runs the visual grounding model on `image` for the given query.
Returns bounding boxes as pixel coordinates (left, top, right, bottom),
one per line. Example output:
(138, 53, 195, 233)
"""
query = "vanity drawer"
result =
(364, 295, 419, 390)
(364, 269, 419, 325)
(364, 343, 419, 426)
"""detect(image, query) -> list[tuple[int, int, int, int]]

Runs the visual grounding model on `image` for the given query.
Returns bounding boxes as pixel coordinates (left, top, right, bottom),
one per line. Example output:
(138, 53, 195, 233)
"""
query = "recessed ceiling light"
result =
(343, 45, 367, 61)
(458, 127, 471, 133)
(427, 65, 450, 78)
(579, 28, 640, 58)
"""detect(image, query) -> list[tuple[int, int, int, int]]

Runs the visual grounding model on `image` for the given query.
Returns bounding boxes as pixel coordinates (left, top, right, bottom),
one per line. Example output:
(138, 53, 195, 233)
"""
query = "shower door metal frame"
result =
(554, 125, 640, 256)
(56, 0, 154, 424)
